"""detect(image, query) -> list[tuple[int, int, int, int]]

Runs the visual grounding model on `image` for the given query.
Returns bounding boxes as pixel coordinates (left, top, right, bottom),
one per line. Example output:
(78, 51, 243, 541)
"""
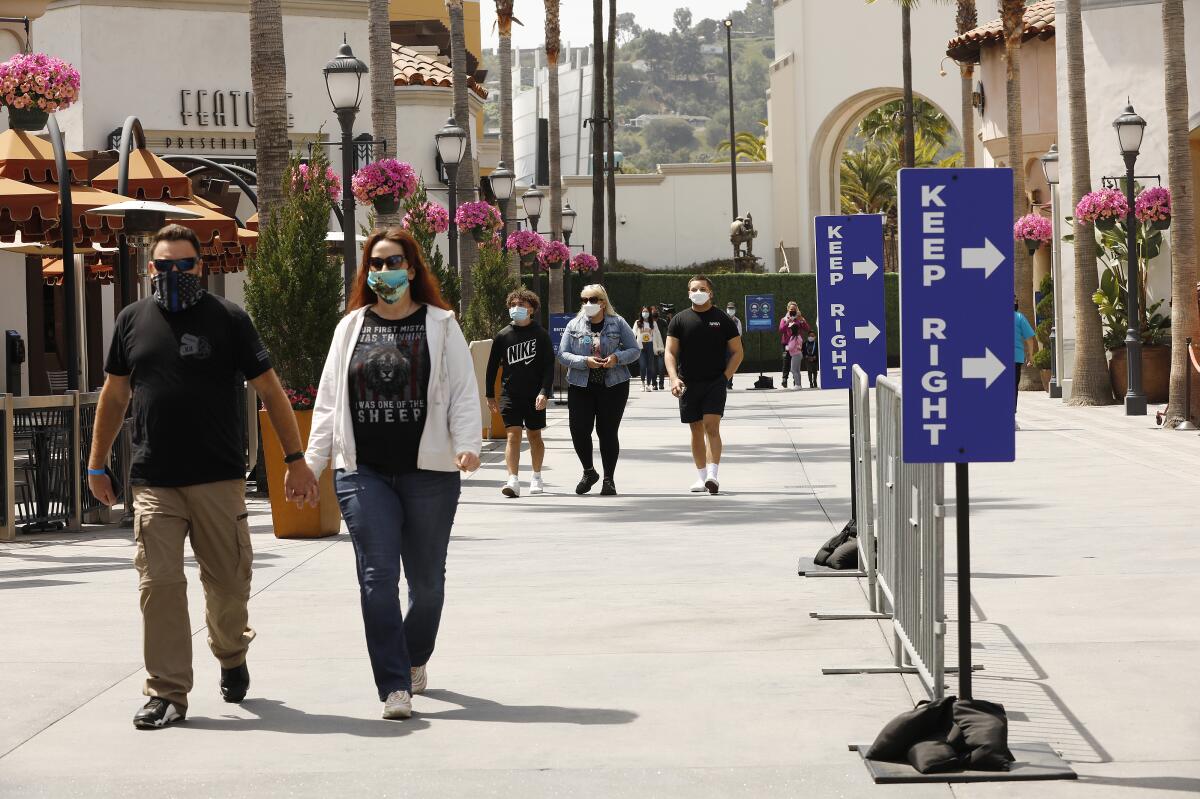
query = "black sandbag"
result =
(953, 699, 1015, 770)
(826, 538, 859, 570)
(907, 739, 963, 774)
(865, 696, 956, 762)
(813, 519, 857, 566)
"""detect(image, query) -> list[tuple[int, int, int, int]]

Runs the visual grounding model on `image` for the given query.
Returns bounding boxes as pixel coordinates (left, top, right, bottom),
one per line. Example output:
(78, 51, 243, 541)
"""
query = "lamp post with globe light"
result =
(1040, 144, 1063, 399)
(1114, 103, 1147, 416)
(435, 117, 468, 281)
(323, 41, 369, 298)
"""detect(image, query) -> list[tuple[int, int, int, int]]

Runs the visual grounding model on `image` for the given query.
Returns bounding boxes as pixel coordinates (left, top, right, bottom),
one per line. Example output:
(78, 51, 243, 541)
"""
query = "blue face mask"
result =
(367, 269, 410, 304)
(509, 306, 530, 322)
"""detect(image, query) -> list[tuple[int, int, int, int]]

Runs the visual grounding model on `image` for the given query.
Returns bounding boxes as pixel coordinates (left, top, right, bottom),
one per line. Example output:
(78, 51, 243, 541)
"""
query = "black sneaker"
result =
(133, 697, 186, 730)
(600, 478, 617, 496)
(220, 662, 250, 703)
(575, 470, 600, 495)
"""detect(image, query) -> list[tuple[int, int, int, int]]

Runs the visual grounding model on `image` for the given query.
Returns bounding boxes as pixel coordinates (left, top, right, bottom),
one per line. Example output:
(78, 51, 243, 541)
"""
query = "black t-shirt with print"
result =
(667, 306, 741, 383)
(349, 307, 432, 474)
(104, 294, 272, 487)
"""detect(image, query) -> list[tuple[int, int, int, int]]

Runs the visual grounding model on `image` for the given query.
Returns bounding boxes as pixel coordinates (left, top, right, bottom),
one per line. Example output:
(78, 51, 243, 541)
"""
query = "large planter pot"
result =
(259, 408, 341, 539)
(1108, 344, 1170, 404)
(372, 194, 400, 215)
(1040, 369, 1052, 393)
(1024, 239, 1043, 256)
(6, 106, 49, 131)
(519, 251, 539, 270)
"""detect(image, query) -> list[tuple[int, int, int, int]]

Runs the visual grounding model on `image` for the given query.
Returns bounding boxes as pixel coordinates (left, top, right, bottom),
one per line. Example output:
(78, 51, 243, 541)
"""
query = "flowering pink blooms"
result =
(455, 201, 502, 233)
(292, 163, 340, 202)
(1134, 186, 1172, 224)
(0, 53, 80, 114)
(1013, 213, 1053, 244)
(538, 240, 571, 268)
(1075, 188, 1128, 224)
(506, 229, 545, 256)
(351, 159, 418, 205)
(569, 252, 599, 273)
(402, 201, 450, 235)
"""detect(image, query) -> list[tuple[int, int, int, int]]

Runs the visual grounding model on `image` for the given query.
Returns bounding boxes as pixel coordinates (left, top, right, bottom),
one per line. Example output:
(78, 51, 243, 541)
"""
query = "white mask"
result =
(582, 302, 602, 318)
(726, 307, 736, 316)
(641, 311, 650, 320)
(689, 290, 710, 305)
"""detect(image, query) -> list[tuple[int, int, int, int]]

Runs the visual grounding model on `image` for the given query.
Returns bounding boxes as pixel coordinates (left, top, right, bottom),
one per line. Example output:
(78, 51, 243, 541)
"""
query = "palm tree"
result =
(591, 0, 605, 272)
(1062, 0, 1113, 405)
(447, 0, 478, 306)
(858, 99, 951, 149)
(956, 0, 977, 167)
(496, 0, 519, 277)
(1162, 0, 1199, 425)
(717, 122, 769, 162)
(249, 0, 289, 222)
(606, 0, 618, 268)
(1001, 0, 1038, 390)
(368, 0, 400, 227)
(545, 0, 564, 312)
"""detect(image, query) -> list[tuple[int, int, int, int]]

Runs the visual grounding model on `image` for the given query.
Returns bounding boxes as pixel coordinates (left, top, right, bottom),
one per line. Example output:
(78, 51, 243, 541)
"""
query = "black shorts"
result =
(679, 378, 727, 424)
(499, 393, 547, 430)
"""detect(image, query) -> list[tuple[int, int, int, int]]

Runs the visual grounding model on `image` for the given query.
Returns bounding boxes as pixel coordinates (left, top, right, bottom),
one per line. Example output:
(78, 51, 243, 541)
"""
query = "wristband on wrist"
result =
(87, 467, 106, 476)
(283, 451, 304, 464)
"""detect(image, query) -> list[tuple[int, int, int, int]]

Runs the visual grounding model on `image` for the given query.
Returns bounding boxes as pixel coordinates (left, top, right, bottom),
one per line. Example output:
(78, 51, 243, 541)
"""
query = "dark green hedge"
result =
(519, 272, 900, 372)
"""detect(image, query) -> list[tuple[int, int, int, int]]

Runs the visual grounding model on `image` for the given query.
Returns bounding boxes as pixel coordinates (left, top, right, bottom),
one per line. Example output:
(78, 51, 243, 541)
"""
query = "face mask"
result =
(151, 271, 206, 313)
(582, 302, 601, 318)
(641, 312, 650, 320)
(808, 336, 815, 342)
(367, 269, 410, 304)
(726, 307, 736, 316)
(509, 306, 529, 322)
(689, 290, 710, 305)
(789, 310, 797, 317)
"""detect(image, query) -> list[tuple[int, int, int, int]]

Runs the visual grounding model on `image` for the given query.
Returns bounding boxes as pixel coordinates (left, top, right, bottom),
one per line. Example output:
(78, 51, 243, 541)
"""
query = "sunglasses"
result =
(368, 255, 407, 270)
(581, 296, 603, 303)
(151, 257, 198, 273)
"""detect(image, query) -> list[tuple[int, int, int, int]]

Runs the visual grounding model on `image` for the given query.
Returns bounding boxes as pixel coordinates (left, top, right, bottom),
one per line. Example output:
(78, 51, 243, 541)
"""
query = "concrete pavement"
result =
(0, 379, 1197, 797)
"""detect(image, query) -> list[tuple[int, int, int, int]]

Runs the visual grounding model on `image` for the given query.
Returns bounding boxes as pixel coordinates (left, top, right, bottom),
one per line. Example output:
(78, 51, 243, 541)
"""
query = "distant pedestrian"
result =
(801, 332, 820, 388)
(724, 301, 743, 389)
(558, 284, 640, 496)
(486, 288, 555, 498)
(786, 331, 805, 389)
(666, 276, 744, 494)
(633, 305, 664, 391)
(652, 305, 671, 390)
(778, 301, 811, 388)
(1014, 295, 1036, 418)
(86, 224, 320, 730)
(307, 228, 482, 721)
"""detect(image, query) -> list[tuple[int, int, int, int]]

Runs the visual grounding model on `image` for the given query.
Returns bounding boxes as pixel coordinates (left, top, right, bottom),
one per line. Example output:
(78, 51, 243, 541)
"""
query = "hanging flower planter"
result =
(372, 194, 400, 215)
(1135, 186, 1172, 232)
(0, 52, 81, 132)
(1076, 188, 1128, 231)
(352, 158, 418, 216)
(471, 226, 492, 244)
(402, 201, 450, 236)
(506, 229, 545, 271)
(1014, 214, 1052, 256)
(569, 251, 599, 274)
(1096, 217, 1117, 231)
(455, 200, 502, 245)
(539, 240, 572, 271)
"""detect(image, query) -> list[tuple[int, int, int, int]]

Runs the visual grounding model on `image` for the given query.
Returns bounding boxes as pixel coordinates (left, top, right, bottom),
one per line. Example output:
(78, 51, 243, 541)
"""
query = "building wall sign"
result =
(179, 90, 295, 128)
(126, 130, 324, 156)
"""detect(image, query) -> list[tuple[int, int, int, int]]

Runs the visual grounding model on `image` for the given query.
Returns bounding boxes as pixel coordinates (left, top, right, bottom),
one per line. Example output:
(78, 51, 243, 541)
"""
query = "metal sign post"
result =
(814, 214, 888, 390)
(744, 294, 775, 389)
(899, 168, 1015, 700)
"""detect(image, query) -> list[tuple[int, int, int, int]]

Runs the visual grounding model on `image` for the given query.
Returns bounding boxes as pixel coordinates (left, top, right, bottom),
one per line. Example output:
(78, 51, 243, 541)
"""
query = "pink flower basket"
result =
(456, 201, 503, 242)
(1014, 213, 1053, 253)
(402, 201, 450, 235)
(352, 159, 418, 213)
(1075, 188, 1128, 230)
(0, 53, 80, 130)
(292, 163, 340, 203)
(1135, 186, 1172, 229)
(538, 240, 572, 269)
(569, 252, 600, 273)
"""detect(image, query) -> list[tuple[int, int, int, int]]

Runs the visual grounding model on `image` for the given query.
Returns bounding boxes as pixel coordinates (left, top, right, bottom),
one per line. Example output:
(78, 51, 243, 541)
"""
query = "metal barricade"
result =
(821, 375, 948, 700)
(8, 394, 76, 535)
(78, 392, 102, 521)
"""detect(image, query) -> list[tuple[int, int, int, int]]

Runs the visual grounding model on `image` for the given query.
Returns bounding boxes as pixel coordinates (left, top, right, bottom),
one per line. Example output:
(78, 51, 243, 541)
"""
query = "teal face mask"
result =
(367, 269, 410, 304)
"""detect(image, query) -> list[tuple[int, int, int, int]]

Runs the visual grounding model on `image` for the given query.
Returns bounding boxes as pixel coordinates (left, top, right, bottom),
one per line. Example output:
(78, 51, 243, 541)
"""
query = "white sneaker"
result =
(410, 665, 428, 695)
(502, 475, 520, 498)
(383, 690, 412, 720)
(689, 479, 708, 493)
(529, 475, 545, 495)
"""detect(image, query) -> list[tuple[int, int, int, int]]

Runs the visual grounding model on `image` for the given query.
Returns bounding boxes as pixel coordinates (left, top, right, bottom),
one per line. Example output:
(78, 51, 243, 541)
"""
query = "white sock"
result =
(696, 468, 707, 483)
(707, 463, 719, 480)
(532, 472, 542, 480)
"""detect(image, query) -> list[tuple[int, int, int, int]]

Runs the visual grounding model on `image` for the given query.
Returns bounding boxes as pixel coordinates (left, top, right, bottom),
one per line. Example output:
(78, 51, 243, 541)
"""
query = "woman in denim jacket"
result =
(558, 284, 640, 496)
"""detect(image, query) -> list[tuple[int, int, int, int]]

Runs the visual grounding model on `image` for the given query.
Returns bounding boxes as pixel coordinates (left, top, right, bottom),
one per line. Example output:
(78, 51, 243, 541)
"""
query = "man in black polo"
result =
(86, 224, 318, 729)
(665, 275, 744, 494)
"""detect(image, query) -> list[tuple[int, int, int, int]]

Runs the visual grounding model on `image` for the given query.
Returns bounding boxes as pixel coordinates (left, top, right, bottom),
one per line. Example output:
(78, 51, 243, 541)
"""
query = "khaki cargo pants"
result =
(133, 479, 255, 708)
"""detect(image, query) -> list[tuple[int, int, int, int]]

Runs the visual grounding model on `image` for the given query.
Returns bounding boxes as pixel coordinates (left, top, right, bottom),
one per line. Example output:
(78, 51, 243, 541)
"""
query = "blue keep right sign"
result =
(899, 168, 1015, 464)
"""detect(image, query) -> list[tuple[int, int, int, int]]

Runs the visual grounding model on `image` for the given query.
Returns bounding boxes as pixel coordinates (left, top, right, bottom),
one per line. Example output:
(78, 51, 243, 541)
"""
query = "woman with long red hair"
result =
(305, 227, 481, 721)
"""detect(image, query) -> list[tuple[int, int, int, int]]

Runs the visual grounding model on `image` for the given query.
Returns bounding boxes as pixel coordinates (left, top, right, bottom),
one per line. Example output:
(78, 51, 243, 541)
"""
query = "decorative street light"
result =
(435, 116, 468, 282)
(723, 18, 738, 265)
(521, 184, 544, 233)
(1040, 144, 1063, 400)
(1114, 102, 1147, 416)
(323, 40, 369, 299)
(560, 201, 578, 318)
(488, 160, 515, 249)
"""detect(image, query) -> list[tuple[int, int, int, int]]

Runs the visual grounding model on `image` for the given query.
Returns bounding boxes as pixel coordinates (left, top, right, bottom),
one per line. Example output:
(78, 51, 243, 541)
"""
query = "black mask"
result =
(152, 271, 206, 313)
(1014, 301, 1019, 311)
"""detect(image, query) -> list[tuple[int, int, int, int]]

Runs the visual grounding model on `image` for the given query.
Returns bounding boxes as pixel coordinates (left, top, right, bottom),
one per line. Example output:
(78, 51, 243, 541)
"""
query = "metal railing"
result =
(820, 375, 949, 700)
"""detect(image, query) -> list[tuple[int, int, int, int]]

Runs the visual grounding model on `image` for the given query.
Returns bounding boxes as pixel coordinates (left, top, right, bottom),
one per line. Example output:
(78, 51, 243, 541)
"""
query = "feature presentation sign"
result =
(898, 168, 1015, 464)
(814, 214, 888, 390)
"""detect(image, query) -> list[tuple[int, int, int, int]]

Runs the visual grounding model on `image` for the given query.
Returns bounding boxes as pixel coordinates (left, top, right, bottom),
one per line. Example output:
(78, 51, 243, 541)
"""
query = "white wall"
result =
(512, 47, 593, 185)
(0, 253, 28, 395)
(562, 163, 773, 270)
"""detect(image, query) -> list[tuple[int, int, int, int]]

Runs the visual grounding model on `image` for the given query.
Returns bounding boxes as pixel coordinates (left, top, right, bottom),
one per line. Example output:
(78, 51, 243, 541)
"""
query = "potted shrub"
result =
(1014, 213, 1052, 255)
(0, 53, 80, 131)
(1135, 186, 1172, 231)
(1093, 265, 1171, 402)
(506, 229, 545, 271)
(1075, 187, 1128, 232)
(570, 252, 600, 273)
(245, 149, 345, 539)
(352, 158, 418, 215)
(456, 200, 502, 243)
(1032, 348, 1052, 391)
(1034, 274, 1054, 390)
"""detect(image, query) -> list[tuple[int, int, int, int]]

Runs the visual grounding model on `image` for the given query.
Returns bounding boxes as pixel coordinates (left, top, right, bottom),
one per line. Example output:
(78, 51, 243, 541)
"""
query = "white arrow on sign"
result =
(962, 238, 1005, 278)
(854, 320, 881, 343)
(961, 348, 1007, 388)
(852, 256, 880, 280)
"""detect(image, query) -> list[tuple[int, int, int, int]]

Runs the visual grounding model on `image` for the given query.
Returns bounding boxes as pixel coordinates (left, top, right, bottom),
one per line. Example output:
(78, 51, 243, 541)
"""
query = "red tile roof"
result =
(947, 0, 1055, 64)
(392, 44, 488, 100)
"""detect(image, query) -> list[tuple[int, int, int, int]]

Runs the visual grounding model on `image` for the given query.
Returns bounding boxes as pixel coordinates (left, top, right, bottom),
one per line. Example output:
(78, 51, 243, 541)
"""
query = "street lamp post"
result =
(323, 41, 369, 301)
(1114, 103, 1148, 416)
(723, 18, 738, 265)
(1040, 144, 1063, 399)
(489, 160, 516, 250)
(435, 117, 468, 288)
(561, 202, 577, 318)
(521, 186, 547, 325)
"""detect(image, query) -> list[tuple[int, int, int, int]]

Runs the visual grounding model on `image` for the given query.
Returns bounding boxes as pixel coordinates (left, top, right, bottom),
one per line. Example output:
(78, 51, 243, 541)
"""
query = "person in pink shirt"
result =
(778, 301, 811, 388)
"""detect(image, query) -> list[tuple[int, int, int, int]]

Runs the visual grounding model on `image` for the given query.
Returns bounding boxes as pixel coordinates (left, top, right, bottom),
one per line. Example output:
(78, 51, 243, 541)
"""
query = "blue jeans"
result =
(639, 343, 657, 385)
(334, 466, 462, 700)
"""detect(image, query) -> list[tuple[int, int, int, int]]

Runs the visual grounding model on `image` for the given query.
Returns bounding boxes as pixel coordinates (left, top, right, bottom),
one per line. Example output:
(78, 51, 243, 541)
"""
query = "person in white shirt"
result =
(632, 305, 665, 391)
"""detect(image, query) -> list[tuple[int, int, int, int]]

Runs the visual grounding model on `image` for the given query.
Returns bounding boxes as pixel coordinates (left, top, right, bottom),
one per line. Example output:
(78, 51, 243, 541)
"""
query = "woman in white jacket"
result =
(305, 228, 481, 721)
(632, 305, 664, 392)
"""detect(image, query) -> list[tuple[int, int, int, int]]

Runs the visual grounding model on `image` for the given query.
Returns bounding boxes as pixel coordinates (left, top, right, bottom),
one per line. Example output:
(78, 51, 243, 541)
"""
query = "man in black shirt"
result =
(665, 275, 743, 494)
(86, 225, 318, 730)
(486, 289, 555, 497)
